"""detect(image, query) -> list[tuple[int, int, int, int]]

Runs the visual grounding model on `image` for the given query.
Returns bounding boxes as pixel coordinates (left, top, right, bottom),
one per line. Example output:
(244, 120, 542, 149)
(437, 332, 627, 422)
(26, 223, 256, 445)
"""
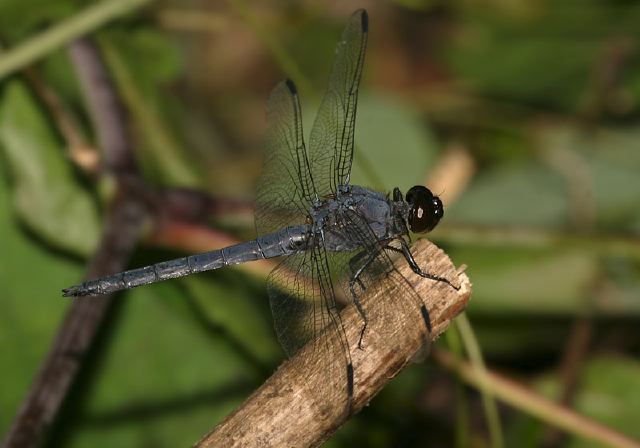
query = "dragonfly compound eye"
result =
(406, 186, 443, 233)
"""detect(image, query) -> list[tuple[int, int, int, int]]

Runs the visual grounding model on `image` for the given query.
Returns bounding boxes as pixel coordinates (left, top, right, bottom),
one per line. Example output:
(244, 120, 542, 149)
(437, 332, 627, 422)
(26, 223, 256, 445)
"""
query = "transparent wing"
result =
(267, 241, 351, 401)
(307, 9, 368, 196)
(255, 79, 316, 235)
(267, 240, 346, 357)
(335, 208, 433, 347)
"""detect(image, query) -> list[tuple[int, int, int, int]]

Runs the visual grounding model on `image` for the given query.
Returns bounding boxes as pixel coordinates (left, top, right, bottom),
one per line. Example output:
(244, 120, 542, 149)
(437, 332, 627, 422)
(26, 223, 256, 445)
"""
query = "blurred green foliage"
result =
(1, 0, 639, 446)
(0, 82, 100, 256)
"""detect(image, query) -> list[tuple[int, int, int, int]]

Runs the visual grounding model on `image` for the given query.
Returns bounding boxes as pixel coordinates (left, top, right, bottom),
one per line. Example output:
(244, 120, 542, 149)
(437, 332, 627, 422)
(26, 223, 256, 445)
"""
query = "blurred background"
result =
(1, 0, 639, 447)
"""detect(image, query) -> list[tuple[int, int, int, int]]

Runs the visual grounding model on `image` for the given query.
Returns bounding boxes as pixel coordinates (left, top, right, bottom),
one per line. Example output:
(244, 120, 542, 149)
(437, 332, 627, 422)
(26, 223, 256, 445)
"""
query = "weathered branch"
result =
(197, 240, 471, 448)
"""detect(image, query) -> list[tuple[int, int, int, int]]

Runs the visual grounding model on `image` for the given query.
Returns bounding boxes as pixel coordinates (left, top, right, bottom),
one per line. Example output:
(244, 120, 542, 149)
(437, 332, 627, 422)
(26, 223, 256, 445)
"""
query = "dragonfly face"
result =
(405, 186, 443, 234)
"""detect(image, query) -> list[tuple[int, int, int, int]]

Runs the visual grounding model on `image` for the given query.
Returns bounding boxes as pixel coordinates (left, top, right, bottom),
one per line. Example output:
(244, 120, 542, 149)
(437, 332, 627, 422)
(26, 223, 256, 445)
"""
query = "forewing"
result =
(255, 80, 316, 235)
(308, 9, 368, 196)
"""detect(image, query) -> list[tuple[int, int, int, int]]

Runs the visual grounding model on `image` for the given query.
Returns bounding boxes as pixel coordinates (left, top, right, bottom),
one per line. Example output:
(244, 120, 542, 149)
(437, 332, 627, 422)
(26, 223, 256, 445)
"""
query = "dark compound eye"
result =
(405, 186, 443, 233)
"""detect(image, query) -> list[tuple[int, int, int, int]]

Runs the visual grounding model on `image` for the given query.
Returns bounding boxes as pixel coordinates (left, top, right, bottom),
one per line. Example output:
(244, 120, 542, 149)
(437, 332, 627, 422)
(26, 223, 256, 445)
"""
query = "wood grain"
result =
(197, 239, 471, 448)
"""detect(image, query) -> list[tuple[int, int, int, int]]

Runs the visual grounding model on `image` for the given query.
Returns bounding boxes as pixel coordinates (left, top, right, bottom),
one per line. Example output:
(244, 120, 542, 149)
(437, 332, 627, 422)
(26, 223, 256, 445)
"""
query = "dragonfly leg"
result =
(348, 250, 380, 350)
(397, 239, 460, 291)
(382, 243, 433, 333)
(346, 363, 354, 412)
(348, 251, 367, 291)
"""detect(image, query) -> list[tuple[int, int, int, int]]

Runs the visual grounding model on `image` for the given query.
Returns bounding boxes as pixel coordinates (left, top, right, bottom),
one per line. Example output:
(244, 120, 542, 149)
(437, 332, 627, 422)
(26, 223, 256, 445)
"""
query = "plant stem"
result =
(445, 329, 470, 448)
(0, 0, 152, 80)
(434, 349, 640, 448)
(456, 313, 504, 448)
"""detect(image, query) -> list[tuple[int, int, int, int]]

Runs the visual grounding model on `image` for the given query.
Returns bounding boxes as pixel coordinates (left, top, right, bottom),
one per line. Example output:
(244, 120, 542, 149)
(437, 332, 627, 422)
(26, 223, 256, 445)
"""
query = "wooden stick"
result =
(196, 240, 471, 448)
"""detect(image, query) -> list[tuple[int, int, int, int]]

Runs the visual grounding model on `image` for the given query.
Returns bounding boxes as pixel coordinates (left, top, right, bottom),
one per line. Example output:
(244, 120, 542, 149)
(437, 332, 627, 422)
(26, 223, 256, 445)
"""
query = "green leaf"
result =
(456, 246, 601, 316)
(63, 271, 279, 447)
(0, 80, 100, 256)
(0, 143, 82, 436)
(353, 94, 438, 191)
(0, 0, 74, 40)
(102, 27, 183, 97)
(568, 356, 640, 445)
(447, 163, 570, 227)
(99, 30, 202, 188)
(447, 1, 640, 112)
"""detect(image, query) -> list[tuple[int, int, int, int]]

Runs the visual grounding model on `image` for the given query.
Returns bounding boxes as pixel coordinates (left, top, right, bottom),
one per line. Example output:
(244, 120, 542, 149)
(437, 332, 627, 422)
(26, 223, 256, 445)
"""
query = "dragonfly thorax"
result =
(309, 185, 408, 252)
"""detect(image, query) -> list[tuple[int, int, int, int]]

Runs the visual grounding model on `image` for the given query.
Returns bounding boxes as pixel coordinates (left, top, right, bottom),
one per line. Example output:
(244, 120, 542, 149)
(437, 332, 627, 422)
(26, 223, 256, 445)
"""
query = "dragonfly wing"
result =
(267, 240, 346, 357)
(307, 9, 368, 196)
(255, 79, 316, 235)
(266, 239, 353, 403)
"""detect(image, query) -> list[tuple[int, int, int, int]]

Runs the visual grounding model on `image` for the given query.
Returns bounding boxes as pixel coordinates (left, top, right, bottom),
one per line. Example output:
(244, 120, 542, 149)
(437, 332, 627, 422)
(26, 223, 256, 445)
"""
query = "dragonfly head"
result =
(405, 186, 443, 233)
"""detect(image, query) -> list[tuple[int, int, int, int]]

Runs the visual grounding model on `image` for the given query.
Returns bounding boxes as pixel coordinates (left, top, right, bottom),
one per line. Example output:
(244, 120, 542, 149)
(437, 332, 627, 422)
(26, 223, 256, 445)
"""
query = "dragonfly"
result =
(63, 9, 456, 410)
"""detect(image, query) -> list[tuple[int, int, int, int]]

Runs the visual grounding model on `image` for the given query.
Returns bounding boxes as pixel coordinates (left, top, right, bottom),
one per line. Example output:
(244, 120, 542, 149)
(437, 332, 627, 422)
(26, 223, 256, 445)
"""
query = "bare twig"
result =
(197, 240, 471, 448)
(433, 349, 640, 448)
(156, 188, 253, 225)
(2, 38, 146, 448)
(21, 68, 100, 173)
(69, 39, 136, 172)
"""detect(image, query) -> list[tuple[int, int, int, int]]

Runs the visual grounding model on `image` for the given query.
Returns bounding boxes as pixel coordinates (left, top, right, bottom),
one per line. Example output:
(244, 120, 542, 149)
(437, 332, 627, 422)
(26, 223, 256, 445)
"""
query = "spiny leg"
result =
(348, 250, 368, 291)
(378, 244, 431, 337)
(384, 239, 457, 334)
(346, 362, 354, 412)
(397, 239, 460, 291)
(348, 249, 382, 350)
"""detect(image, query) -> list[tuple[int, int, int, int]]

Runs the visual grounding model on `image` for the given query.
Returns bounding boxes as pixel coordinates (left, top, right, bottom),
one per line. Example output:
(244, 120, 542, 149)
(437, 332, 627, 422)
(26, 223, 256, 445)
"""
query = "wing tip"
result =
(359, 9, 368, 33)
(284, 78, 298, 95)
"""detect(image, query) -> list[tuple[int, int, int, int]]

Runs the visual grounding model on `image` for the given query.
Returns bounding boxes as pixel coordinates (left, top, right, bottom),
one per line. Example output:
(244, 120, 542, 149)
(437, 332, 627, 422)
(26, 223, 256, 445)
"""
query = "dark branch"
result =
(3, 38, 146, 448)
(68, 38, 135, 173)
